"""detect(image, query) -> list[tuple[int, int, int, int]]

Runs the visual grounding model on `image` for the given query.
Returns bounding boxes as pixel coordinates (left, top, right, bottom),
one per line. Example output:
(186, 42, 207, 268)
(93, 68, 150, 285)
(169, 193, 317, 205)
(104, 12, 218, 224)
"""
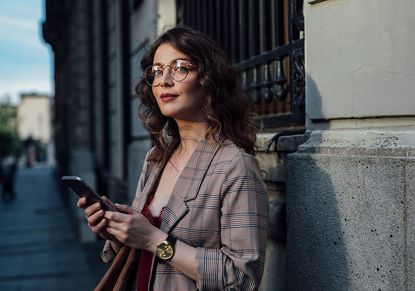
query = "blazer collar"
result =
(136, 137, 224, 233)
(164, 137, 224, 233)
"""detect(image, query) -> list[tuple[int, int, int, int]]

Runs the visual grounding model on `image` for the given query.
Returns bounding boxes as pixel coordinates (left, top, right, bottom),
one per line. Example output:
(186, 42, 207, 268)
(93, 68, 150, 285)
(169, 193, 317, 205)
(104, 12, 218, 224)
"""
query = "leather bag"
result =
(95, 246, 138, 291)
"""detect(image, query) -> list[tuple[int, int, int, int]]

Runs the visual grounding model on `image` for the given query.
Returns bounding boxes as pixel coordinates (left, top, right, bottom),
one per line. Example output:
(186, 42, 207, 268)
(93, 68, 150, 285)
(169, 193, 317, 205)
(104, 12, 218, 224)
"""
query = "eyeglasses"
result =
(143, 59, 196, 87)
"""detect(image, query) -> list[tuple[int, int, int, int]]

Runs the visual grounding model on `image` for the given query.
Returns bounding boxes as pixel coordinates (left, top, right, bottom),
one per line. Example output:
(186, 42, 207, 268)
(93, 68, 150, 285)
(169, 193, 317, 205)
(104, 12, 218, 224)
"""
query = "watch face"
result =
(157, 241, 174, 260)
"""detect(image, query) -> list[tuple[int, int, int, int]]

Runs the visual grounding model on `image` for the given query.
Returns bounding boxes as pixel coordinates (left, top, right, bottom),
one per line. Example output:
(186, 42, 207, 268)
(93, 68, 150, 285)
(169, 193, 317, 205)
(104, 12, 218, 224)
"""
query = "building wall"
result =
(287, 0, 415, 290)
(257, 133, 307, 291)
(43, 0, 97, 242)
(91, 0, 105, 169)
(128, 0, 155, 203)
(305, 0, 415, 120)
(67, 0, 91, 150)
(17, 93, 51, 144)
(127, 0, 176, 202)
(106, 0, 124, 181)
(156, 0, 176, 34)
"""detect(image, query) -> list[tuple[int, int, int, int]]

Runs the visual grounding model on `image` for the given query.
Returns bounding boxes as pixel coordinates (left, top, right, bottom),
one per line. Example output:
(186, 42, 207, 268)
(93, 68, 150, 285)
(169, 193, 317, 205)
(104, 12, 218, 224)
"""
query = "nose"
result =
(159, 66, 174, 87)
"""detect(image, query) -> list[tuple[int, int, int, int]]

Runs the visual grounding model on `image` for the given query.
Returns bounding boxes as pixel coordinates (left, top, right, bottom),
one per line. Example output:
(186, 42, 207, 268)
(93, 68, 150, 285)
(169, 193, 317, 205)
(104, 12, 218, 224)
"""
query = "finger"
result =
(91, 218, 108, 233)
(77, 197, 88, 208)
(106, 226, 125, 241)
(106, 219, 126, 232)
(115, 203, 137, 214)
(85, 202, 102, 217)
(104, 211, 130, 222)
(87, 209, 104, 226)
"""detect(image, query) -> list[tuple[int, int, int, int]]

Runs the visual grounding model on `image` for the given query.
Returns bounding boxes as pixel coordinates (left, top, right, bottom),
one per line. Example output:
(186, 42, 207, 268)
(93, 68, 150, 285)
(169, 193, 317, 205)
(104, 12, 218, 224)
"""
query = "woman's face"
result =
(151, 43, 207, 122)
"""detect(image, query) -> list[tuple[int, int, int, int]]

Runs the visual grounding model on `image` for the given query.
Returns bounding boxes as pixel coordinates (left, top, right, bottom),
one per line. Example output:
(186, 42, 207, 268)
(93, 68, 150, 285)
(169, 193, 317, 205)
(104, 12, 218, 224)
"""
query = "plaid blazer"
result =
(102, 138, 269, 290)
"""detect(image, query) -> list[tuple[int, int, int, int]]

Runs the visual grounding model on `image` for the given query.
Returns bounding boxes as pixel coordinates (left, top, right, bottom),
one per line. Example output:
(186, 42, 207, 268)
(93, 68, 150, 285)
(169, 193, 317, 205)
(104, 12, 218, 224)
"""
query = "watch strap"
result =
(166, 234, 177, 247)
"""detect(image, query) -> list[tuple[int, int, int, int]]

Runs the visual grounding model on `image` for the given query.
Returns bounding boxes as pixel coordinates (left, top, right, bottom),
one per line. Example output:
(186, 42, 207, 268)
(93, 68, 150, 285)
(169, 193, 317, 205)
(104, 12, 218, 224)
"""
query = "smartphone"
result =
(61, 176, 118, 212)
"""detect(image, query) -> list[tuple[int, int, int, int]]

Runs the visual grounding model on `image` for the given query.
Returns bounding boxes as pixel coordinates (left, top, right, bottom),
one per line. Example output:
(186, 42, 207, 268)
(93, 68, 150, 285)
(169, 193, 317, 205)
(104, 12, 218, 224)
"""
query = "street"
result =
(0, 164, 107, 290)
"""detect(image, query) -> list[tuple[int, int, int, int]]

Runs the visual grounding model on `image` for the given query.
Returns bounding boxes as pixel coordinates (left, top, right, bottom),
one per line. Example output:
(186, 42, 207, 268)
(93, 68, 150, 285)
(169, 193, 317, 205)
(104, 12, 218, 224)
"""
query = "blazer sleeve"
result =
(195, 153, 269, 290)
(100, 149, 153, 263)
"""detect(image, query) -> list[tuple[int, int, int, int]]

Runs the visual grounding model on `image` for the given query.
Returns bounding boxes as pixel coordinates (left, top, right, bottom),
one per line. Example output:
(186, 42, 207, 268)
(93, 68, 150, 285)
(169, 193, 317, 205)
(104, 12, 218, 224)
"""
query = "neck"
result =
(167, 119, 208, 174)
(174, 119, 208, 156)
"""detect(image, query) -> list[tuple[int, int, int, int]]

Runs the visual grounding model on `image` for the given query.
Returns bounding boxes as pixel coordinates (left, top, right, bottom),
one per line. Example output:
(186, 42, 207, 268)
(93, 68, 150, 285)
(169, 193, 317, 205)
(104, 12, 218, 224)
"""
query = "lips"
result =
(160, 93, 178, 102)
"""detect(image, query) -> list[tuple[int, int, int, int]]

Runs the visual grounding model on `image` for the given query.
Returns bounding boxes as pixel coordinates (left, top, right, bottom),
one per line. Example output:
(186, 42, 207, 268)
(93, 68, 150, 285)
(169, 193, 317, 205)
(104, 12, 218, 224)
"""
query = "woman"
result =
(78, 26, 269, 290)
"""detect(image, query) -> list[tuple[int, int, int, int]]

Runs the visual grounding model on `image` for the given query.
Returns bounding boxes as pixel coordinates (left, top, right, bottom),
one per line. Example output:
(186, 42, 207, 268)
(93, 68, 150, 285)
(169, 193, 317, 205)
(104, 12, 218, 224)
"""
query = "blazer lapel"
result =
(136, 159, 167, 212)
(161, 138, 224, 233)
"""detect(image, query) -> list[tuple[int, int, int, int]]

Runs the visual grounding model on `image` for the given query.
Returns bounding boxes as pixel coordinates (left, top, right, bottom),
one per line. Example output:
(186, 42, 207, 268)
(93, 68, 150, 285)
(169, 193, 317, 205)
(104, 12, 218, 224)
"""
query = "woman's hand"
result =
(76, 197, 122, 247)
(104, 204, 167, 252)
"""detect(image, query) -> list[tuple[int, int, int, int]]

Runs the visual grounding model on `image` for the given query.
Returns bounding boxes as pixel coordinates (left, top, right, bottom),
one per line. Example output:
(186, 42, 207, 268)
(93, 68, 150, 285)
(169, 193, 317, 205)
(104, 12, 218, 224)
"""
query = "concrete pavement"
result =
(0, 165, 107, 290)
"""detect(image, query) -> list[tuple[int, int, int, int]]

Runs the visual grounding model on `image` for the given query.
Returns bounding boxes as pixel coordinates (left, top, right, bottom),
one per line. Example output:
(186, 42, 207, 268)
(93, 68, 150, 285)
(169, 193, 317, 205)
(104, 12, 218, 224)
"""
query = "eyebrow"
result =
(152, 58, 192, 66)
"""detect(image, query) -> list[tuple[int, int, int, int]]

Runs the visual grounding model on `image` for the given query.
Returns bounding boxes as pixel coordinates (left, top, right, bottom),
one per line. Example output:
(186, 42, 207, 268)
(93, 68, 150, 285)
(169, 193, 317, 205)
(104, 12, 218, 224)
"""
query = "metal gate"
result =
(176, 0, 305, 130)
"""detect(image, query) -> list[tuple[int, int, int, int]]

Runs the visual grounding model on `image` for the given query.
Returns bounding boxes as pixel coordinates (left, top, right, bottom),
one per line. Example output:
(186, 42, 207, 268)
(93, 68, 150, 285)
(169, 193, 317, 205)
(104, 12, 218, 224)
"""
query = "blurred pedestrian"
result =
(23, 136, 36, 168)
(1, 156, 17, 202)
(77, 26, 269, 290)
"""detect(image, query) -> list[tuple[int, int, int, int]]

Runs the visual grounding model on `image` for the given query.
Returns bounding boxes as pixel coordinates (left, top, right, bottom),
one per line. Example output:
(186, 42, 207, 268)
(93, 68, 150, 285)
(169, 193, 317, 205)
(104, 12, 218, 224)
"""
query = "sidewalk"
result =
(0, 164, 107, 290)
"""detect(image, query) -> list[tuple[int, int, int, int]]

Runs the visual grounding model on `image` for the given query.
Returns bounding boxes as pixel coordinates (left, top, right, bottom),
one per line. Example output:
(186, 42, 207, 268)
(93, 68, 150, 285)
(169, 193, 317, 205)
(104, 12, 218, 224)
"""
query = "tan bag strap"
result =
(95, 246, 138, 291)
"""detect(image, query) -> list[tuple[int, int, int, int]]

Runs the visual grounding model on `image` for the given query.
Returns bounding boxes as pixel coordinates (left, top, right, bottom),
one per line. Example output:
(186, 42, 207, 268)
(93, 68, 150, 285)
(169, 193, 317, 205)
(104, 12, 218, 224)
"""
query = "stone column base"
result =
(287, 126, 415, 290)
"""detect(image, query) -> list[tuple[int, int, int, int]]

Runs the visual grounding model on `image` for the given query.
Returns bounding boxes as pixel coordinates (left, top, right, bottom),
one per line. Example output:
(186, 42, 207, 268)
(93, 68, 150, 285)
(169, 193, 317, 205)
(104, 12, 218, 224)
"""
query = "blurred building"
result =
(42, 0, 415, 290)
(17, 93, 52, 144)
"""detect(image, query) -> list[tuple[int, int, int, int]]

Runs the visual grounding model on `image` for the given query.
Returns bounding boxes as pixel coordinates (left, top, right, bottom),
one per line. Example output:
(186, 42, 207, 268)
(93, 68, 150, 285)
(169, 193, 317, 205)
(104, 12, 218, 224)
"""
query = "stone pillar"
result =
(257, 133, 307, 290)
(70, 149, 97, 243)
(287, 0, 415, 290)
(66, 0, 96, 243)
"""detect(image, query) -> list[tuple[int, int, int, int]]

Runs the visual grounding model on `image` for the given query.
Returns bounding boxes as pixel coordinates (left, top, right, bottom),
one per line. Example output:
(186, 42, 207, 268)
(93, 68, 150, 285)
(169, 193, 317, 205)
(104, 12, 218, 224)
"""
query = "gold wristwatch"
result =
(156, 235, 177, 263)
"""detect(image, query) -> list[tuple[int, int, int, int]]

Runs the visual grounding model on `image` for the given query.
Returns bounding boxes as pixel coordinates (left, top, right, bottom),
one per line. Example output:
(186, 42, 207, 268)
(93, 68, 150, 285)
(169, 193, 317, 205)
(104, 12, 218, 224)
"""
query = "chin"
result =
(159, 107, 185, 119)
(159, 106, 204, 121)
(160, 109, 178, 118)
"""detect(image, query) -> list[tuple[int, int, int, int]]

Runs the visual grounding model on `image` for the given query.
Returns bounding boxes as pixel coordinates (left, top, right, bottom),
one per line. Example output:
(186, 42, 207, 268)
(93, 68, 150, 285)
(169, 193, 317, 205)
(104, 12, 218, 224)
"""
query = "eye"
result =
(176, 64, 189, 73)
(174, 61, 191, 73)
(152, 66, 163, 76)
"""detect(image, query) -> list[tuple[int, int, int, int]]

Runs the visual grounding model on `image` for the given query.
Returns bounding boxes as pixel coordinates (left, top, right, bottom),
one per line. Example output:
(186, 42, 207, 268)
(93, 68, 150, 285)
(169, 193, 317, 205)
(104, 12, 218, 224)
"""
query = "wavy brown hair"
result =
(135, 26, 257, 162)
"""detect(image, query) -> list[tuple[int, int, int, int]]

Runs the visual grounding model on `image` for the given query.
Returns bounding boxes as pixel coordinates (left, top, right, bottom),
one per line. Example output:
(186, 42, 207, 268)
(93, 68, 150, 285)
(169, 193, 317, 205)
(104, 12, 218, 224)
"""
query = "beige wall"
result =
(156, 0, 176, 35)
(305, 0, 415, 122)
(17, 94, 51, 144)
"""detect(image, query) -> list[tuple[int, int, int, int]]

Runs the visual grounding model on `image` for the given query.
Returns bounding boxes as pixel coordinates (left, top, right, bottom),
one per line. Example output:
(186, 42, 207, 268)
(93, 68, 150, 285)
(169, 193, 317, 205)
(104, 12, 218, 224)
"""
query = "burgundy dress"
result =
(136, 194, 164, 291)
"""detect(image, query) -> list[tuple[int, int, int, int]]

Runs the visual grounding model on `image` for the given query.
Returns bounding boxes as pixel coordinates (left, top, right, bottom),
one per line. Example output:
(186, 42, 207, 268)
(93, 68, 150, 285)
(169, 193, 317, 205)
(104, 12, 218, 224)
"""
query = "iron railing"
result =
(176, 0, 305, 130)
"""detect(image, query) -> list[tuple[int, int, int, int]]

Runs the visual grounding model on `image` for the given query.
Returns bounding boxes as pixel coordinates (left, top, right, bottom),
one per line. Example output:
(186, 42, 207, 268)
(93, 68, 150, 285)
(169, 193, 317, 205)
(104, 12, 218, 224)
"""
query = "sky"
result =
(0, 0, 52, 105)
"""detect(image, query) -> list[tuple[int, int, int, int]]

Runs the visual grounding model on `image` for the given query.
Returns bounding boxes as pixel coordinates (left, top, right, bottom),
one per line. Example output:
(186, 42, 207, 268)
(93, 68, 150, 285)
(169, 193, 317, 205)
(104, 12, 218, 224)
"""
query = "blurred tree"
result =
(0, 100, 17, 129)
(0, 100, 21, 161)
(0, 126, 21, 161)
